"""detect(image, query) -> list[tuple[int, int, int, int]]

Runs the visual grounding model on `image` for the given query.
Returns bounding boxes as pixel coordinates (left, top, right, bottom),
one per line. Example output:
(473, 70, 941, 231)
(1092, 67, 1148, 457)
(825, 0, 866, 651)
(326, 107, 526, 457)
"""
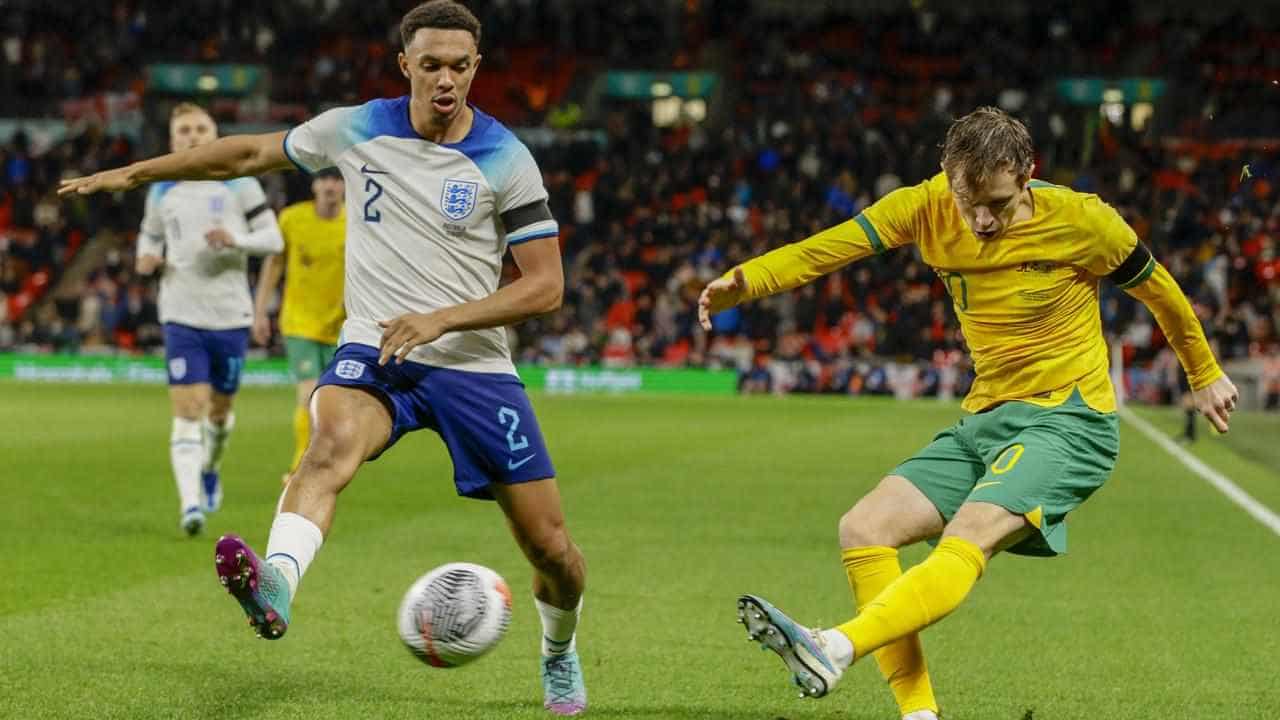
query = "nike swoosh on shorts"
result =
(508, 455, 536, 470)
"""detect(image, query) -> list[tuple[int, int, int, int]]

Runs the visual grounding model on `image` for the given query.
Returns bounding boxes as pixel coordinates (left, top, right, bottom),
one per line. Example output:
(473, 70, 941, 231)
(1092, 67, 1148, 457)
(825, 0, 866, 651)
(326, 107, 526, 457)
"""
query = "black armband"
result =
(1110, 241, 1156, 289)
(244, 203, 270, 222)
(500, 200, 553, 231)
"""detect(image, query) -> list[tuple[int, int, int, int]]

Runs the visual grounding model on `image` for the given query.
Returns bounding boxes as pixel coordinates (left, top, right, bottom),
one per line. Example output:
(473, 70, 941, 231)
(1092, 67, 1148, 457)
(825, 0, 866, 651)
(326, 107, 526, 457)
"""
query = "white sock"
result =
(202, 412, 235, 473)
(819, 628, 855, 670)
(536, 595, 582, 656)
(170, 417, 204, 511)
(265, 512, 323, 597)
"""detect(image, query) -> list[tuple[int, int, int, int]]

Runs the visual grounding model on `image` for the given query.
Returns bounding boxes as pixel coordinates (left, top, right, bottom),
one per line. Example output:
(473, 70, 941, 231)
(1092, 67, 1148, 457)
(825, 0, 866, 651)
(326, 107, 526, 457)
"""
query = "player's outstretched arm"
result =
(697, 267, 747, 330)
(1189, 375, 1240, 433)
(377, 235, 564, 365)
(1122, 260, 1238, 432)
(58, 131, 293, 197)
(695, 216, 886, 330)
(697, 181, 925, 329)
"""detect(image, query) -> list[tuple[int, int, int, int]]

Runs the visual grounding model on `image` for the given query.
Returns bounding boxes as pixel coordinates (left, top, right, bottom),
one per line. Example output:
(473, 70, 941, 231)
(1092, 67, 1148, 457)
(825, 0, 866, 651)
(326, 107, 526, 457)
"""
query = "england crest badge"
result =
(441, 179, 478, 220)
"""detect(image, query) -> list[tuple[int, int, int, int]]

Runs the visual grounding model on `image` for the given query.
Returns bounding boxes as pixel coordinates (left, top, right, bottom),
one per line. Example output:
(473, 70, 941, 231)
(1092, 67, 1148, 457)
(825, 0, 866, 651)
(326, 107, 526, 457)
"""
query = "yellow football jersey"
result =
(277, 201, 346, 344)
(736, 172, 1215, 413)
(861, 173, 1141, 412)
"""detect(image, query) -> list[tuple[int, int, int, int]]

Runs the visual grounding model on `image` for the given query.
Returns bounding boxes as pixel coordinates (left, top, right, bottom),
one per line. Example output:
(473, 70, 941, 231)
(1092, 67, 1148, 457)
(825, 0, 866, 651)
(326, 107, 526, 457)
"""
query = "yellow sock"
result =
(290, 405, 311, 473)
(837, 537, 986, 659)
(843, 546, 938, 715)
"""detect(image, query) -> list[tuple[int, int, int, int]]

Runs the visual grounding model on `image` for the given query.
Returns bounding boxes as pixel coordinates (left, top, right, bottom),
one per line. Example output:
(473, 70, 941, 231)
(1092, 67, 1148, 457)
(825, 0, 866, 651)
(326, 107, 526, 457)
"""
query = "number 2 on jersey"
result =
(363, 177, 384, 223)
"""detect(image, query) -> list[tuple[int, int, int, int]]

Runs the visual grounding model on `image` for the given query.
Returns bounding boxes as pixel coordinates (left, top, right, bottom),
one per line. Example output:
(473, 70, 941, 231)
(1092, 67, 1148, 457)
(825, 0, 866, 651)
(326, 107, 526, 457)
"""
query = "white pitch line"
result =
(1118, 406, 1280, 537)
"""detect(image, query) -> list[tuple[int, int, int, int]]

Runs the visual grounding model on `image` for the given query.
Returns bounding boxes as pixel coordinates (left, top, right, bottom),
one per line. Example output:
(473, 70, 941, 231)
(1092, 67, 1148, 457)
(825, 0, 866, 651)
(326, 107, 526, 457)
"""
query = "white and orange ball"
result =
(397, 562, 513, 668)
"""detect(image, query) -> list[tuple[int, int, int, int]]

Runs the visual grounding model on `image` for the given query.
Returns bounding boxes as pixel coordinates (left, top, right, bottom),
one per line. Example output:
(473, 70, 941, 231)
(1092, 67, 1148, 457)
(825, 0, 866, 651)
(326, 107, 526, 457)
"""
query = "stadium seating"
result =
(1, 1, 1275, 405)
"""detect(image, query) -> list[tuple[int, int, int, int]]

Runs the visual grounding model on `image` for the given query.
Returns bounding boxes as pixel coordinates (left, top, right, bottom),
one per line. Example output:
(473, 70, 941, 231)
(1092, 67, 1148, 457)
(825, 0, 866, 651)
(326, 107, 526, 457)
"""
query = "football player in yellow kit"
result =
(253, 168, 346, 481)
(698, 107, 1238, 720)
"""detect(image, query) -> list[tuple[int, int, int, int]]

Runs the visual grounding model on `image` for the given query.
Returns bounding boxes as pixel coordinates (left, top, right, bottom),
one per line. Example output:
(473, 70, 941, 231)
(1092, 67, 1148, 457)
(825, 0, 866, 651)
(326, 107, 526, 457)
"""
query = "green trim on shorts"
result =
(892, 387, 1119, 557)
(285, 336, 337, 381)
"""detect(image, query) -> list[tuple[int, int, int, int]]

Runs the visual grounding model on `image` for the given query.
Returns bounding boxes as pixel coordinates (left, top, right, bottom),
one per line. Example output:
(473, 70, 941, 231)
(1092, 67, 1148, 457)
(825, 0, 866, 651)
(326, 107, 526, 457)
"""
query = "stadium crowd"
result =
(1, 2, 1277, 406)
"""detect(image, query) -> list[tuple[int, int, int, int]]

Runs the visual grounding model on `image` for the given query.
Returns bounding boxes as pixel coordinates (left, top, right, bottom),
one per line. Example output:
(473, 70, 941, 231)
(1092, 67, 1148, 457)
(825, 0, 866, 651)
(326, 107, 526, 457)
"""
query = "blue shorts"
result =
(163, 323, 249, 395)
(316, 344, 557, 500)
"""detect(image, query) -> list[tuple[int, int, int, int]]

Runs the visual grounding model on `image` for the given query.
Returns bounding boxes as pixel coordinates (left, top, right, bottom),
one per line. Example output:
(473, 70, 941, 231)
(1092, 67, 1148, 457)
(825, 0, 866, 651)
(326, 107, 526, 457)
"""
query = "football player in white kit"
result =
(62, 3, 588, 714)
(139, 103, 284, 536)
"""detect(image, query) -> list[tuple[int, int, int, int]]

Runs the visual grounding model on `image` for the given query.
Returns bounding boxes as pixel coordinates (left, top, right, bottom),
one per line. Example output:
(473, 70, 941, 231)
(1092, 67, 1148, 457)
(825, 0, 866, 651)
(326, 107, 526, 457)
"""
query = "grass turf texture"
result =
(2, 383, 1278, 719)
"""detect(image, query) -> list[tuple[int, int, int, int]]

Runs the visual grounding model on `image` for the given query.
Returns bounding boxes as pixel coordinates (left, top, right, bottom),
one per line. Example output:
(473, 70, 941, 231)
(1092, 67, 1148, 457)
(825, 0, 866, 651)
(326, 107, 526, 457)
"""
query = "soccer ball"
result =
(397, 562, 513, 668)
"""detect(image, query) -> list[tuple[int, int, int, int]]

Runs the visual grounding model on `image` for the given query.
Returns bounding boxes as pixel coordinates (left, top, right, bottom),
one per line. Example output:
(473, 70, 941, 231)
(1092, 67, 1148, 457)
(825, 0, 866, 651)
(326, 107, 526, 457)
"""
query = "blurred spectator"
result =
(1, 1, 1276, 409)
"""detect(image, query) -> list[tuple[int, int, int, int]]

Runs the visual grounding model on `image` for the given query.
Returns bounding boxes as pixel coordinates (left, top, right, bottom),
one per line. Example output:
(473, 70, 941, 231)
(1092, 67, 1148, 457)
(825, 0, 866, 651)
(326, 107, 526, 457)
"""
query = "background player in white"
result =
(138, 103, 283, 536)
(62, 3, 588, 715)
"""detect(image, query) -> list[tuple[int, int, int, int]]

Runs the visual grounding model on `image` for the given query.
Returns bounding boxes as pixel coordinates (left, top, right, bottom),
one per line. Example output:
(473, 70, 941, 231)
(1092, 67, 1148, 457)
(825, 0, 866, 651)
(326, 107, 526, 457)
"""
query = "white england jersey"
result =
(283, 97, 559, 375)
(139, 178, 277, 330)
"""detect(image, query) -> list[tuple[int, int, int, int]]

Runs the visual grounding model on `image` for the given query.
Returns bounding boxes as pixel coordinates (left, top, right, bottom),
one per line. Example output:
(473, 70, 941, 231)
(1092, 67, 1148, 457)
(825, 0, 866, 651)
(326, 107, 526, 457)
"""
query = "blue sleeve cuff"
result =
(282, 128, 314, 175)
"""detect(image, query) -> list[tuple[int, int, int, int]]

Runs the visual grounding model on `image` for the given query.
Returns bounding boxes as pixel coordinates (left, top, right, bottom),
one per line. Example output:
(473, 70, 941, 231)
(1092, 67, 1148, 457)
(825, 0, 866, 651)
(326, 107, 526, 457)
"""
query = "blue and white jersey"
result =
(283, 96, 559, 375)
(139, 178, 275, 330)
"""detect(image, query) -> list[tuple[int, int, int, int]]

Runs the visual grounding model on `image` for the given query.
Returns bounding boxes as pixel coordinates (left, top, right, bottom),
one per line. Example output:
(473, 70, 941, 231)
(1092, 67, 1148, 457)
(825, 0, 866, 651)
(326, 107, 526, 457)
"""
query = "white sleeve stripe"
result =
(507, 220, 559, 244)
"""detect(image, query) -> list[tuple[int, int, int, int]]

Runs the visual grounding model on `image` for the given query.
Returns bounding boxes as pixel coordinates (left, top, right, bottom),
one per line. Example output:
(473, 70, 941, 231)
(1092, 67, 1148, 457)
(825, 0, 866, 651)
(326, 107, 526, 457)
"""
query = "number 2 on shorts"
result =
(498, 406, 529, 452)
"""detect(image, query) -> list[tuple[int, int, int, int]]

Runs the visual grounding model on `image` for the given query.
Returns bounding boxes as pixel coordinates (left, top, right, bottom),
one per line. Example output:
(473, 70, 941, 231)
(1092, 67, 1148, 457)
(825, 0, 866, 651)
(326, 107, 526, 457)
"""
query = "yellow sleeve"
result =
(1125, 263, 1224, 390)
(735, 183, 925, 301)
(735, 218, 878, 300)
(858, 181, 930, 252)
(1082, 194, 1221, 389)
(1080, 194, 1140, 277)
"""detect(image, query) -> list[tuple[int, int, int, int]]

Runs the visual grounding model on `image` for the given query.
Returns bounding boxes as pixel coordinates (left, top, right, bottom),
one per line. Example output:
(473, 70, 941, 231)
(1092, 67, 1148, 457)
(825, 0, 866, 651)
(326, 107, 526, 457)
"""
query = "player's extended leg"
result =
(741, 420, 982, 709)
(837, 475, 946, 717)
(832, 396, 1114, 684)
(169, 383, 211, 536)
(281, 384, 390, 531)
(215, 385, 391, 639)
(491, 479, 588, 717)
(832, 501, 1030, 663)
(740, 503, 1027, 700)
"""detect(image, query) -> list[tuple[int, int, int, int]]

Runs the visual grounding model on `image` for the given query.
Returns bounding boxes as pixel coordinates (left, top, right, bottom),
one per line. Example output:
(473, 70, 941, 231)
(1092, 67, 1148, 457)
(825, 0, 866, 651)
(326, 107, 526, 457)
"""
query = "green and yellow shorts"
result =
(285, 336, 337, 382)
(893, 388, 1119, 557)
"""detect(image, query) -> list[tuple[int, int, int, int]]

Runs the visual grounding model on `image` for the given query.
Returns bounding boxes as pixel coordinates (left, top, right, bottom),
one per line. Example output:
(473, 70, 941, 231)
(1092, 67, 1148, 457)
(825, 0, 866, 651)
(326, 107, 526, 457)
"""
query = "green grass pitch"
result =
(2, 383, 1278, 719)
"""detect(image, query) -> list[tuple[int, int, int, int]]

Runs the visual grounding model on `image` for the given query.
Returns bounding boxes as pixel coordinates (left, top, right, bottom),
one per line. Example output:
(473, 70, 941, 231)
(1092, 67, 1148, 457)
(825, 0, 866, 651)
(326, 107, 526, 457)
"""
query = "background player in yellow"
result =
(253, 167, 346, 482)
(697, 107, 1240, 719)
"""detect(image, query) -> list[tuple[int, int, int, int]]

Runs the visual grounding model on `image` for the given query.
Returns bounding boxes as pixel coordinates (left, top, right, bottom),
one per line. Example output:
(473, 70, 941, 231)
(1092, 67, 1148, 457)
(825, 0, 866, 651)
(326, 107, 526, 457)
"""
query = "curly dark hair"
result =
(400, 1, 481, 49)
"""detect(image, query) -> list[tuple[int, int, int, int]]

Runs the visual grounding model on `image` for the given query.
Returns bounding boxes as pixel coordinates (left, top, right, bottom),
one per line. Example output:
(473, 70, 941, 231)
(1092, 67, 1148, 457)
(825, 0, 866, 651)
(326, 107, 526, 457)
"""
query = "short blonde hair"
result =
(941, 106, 1034, 193)
(170, 102, 211, 122)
